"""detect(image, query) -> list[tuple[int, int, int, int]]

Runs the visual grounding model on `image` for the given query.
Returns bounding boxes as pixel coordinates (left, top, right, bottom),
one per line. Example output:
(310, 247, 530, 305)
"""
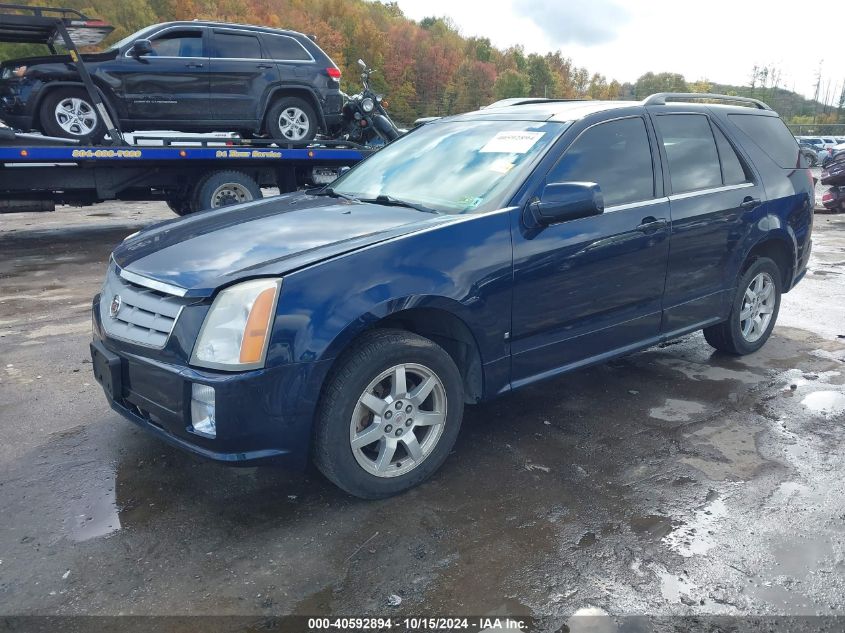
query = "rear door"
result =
(510, 115, 671, 385)
(651, 111, 764, 332)
(260, 32, 315, 84)
(118, 27, 210, 121)
(209, 29, 279, 122)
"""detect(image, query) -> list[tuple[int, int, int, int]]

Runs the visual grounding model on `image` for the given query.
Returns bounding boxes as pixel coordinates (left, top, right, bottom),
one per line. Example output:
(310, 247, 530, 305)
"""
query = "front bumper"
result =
(91, 299, 331, 468)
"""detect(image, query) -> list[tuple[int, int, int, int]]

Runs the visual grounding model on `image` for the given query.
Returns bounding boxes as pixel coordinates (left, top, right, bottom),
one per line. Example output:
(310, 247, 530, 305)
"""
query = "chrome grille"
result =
(100, 265, 188, 348)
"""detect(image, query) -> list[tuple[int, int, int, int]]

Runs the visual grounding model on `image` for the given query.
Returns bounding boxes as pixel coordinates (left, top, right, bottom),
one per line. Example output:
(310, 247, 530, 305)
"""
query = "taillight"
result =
(326, 67, 341, 80)
(822, 191, 833, 203)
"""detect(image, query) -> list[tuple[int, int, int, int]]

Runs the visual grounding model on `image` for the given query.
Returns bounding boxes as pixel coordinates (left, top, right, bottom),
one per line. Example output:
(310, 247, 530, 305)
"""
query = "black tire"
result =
(314, 329, 464, 499)
(191, 170, 262, 212)
(166, 197, 191, 216)
(703, 257, 782, 355)
(265, 96, 318, 143)
(39, 88, 106, 143)
(803, 151, 818, 167)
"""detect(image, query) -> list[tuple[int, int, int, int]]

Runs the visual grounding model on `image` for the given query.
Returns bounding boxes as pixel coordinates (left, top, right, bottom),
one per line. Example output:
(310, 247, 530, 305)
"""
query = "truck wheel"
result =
(314, 330, 464, 499)
(40, 88, 106, 143)
(166, 197, 191, 216)
(266, 96, 317, 143)
(703, 257, 782, 355)
(191, 171, 262, 212)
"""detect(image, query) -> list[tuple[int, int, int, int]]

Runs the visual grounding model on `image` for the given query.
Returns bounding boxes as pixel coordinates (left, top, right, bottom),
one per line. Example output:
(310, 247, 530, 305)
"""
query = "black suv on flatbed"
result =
(0, 21, 343, 142)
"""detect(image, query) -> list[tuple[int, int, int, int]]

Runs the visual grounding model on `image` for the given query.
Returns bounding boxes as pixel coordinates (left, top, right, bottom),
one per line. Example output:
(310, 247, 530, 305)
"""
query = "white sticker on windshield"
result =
(480, 131, 545, 154)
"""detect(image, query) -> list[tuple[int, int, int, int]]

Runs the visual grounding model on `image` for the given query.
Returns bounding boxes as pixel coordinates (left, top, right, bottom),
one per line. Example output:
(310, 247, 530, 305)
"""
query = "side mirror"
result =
(530, 182, 604, 226)
(131, 39, 154, 57)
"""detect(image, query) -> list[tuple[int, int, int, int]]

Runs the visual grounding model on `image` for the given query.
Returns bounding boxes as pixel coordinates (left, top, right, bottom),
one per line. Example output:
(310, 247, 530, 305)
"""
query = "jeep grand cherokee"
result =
(0, 21, 343, 142)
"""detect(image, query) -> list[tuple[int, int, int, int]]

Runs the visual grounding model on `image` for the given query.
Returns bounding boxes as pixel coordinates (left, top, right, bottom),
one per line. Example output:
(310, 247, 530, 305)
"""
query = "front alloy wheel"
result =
(314, 330, 464, 499)
(55, 97, 98, 137)
(350, 363, 447, 478)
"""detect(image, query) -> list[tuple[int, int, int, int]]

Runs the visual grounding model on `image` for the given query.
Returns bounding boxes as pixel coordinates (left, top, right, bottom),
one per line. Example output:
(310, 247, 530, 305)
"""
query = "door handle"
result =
(636, 217, 668, 233)
(256, 64, 274, 69)
(740, 196, 762, 210)
(184, 62, 204, 68)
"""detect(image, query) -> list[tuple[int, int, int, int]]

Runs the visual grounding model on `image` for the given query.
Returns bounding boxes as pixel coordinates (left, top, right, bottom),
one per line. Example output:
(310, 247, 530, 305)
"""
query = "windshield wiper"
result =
(312, 187, 360, 202)
(360, 194, 439, 214)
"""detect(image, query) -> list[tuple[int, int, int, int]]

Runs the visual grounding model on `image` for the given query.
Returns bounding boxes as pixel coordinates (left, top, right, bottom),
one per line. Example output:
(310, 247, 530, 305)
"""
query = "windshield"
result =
(106, 25, 161, 52)
(330, 119, 566, 214)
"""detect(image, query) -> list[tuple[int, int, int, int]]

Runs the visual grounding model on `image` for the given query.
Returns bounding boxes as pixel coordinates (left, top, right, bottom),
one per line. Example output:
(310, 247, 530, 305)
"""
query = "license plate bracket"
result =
(90, 340, 123, 401)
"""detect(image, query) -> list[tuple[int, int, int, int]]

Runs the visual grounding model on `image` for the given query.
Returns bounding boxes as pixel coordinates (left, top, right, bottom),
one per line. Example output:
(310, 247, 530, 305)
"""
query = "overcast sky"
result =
(393, 0, 845, 104)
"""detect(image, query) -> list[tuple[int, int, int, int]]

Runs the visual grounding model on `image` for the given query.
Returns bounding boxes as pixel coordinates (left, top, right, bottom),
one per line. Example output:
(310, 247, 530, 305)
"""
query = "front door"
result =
(510, 115, 671, 387)
(117, 27, 210, 122)
(209, 29, 279, 122)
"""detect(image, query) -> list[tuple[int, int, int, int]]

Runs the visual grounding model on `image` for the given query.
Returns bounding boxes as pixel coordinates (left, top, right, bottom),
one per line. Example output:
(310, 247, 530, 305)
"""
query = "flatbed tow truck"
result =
(0, 4, 370, 214)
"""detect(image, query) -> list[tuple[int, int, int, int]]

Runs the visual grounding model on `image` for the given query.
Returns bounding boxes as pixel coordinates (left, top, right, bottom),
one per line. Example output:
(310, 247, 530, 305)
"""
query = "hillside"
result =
(0, 0, 838, 127)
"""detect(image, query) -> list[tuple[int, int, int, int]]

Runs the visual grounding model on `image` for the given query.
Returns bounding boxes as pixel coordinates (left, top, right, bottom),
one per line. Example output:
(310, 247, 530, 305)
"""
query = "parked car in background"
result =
(797, 139, 822, 166)
(0, 21, 343, 142)
(91, 94, 813, 498)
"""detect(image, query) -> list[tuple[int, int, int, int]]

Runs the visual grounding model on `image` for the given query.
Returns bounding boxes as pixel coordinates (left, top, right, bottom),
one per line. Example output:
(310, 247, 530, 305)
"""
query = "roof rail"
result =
(0, 3, 88, 20)
(643, 92, 772, 110)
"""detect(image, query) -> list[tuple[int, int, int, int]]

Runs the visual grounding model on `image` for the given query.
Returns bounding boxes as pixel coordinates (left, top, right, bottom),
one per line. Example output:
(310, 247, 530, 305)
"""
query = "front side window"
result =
(330, 120, 566, 215)
(655, 114, 722, 194)
(545, 117, 655, 207)
(149, 30, 204, 57)
(213, 32, 262, 59)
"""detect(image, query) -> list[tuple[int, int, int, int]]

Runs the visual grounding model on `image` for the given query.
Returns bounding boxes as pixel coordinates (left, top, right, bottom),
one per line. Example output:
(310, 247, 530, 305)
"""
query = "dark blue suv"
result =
(91, 93, 813, 498)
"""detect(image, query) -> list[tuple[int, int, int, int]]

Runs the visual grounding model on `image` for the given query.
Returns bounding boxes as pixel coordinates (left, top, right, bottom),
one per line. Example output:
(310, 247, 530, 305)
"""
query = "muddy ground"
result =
(0, 186, 844, 629)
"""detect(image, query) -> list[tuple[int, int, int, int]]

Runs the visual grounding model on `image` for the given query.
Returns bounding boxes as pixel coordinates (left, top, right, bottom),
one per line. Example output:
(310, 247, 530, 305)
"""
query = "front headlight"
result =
(190, 278, 282, 371)
(361, 97, 375, 113)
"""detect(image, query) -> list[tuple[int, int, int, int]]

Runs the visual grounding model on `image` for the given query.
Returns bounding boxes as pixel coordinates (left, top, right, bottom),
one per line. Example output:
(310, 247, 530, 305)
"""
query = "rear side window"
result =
(712, 125, 750, 185)
(728, 114, 799, 168)
(655, 114, 722, 193)
(213, 32, 262, 59)
(149, 30, 204, 57)
(546, 117, 655, 207)
(263, 34, 312, 61)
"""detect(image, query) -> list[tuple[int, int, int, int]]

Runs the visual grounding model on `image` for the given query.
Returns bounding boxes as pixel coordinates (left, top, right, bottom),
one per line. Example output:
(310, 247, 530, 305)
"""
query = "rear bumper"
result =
(91, 299, 331, 468)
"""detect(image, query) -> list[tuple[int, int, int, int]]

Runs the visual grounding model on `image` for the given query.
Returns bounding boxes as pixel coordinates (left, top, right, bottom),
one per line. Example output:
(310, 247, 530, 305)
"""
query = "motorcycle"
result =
(338, 59, 402, 146)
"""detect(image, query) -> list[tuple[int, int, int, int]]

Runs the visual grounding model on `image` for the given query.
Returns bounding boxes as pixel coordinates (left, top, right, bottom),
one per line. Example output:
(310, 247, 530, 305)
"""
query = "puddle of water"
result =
(801, 391, 845, 417)
(657, 358, 761, 384)
(662, 496, 729, 558)
(649, 398, 707, 423)
(630, 514, 674, 540)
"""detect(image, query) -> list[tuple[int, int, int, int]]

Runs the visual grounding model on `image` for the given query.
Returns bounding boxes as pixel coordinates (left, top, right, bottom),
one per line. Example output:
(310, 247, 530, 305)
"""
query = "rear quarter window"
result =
(728, 114, 799, 168)
(263, 34, 312, 61)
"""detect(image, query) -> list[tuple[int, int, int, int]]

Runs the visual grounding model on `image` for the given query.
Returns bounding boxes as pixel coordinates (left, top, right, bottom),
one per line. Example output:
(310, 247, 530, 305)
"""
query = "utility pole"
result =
(812, 60, 823, 125)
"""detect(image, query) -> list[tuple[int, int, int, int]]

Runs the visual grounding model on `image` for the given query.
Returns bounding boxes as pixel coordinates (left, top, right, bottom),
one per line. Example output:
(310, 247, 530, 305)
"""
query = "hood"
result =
(113, 192, 452, 298)
(1, 51, 117, 70)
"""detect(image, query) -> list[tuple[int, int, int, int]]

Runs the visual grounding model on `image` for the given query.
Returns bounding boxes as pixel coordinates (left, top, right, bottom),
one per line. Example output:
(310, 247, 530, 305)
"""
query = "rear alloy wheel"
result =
(704, 257, 782, 355)
(266, 96, 317, 143)
(314, 330, 464, 498)
(40, 88, 106, 142)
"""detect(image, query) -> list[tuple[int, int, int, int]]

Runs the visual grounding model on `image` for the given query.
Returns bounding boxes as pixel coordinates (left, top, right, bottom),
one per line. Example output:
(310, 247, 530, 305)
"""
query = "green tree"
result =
(634, 72, 688, 99)
(494, 69, 529, 100)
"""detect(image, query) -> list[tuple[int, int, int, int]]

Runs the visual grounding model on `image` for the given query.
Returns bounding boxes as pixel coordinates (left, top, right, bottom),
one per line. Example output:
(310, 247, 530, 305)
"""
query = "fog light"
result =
(191, 384, 216, 438)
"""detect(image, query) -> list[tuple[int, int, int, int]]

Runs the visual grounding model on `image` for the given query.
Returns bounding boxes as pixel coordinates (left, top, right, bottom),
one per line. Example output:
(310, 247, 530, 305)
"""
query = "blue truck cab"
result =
(91, 93, 813, 498)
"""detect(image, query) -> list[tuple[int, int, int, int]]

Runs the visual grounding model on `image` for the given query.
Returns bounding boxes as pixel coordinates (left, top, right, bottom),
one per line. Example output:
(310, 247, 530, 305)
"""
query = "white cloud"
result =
(512, 0, 630, 45)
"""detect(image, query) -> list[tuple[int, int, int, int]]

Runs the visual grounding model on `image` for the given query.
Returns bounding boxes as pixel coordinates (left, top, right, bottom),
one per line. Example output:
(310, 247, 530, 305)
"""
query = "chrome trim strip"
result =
(669, 182, 754, 201)
(118, 266, 189, 297)
(605, 197, 669, 213)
